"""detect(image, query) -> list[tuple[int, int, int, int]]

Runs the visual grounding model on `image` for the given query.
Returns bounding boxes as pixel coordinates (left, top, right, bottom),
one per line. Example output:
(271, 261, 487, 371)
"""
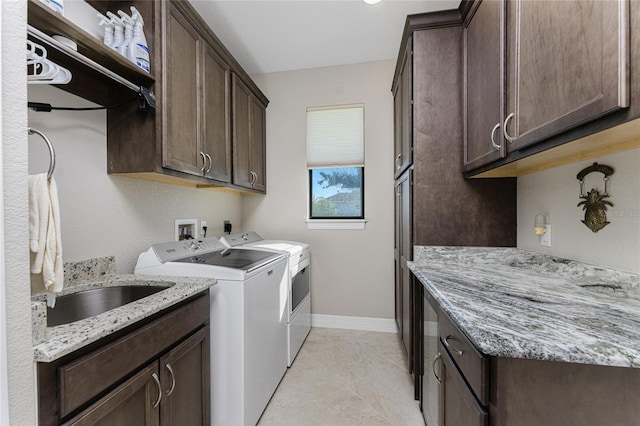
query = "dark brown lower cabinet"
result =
(38, 292, 210, 426)
(418, 278, 640, 425)
(62, 363, 160, 425)
(65, 326, 209, 426)
(440, 342, 488, 426)
(159, 327, 210, 425)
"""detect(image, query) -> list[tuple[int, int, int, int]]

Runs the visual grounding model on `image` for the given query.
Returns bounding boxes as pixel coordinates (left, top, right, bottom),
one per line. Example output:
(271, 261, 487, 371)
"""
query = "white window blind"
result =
(307, 104, 364, 168)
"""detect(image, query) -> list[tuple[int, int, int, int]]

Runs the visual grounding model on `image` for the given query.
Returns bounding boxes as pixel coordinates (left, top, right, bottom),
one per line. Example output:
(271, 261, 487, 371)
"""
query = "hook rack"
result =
(28, 127, 56, 179)
(576, 162, 615, 233)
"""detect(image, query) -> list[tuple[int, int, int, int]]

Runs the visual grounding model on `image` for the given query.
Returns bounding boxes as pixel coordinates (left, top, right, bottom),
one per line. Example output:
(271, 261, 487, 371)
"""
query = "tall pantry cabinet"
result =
(392, 12, 517, 373)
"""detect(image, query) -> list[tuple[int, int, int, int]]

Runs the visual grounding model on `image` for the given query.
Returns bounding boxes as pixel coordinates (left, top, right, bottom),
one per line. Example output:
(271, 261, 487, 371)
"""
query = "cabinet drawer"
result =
(440, 341, 488, 426)
(58, 293, 209, 418)
(439, 310, 488, 405)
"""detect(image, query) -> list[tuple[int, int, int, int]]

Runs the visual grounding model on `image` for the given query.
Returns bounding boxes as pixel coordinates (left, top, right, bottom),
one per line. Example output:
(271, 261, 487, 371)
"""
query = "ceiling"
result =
(189, 0, 461, 75)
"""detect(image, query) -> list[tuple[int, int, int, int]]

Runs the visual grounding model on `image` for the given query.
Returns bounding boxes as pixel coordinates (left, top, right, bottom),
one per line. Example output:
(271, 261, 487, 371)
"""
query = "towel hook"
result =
(28, 127, 56, 179)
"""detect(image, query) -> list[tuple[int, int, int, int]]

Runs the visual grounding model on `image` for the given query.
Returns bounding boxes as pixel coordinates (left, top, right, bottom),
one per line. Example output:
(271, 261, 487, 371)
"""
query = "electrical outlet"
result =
(540, 225, 551, 247)
(201, 220, 207, 228)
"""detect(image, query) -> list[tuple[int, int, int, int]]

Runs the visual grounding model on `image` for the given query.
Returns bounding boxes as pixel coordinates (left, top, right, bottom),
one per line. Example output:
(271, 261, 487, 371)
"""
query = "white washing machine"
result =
(220, 232, 311, 366)
(135, 238, 288, 426)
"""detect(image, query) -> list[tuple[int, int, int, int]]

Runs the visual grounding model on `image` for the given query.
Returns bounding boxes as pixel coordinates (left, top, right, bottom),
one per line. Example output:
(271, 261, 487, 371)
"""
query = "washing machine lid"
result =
(174, 248, 282, 273)
(220, 231, 264, 247)
(220, 232, 309, 257)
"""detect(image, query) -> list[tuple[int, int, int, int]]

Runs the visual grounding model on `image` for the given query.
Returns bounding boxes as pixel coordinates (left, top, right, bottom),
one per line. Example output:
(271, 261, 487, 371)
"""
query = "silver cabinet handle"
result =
(490, 122, 501, 150)
(432, 352, 442, 384)
(205, 154, 212, 173)
(444, 335, 464, 356)
(165, 363, 176, 397)
(395, 154, 402, 170)
(250, 171, 257, 186)
(503, 112, 515, 143)
(199, 151, 207, 172)
(151, 373, 162, 408)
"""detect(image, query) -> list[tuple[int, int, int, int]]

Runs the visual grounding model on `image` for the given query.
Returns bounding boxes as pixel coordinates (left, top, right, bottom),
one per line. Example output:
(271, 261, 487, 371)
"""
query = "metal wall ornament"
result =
(576, 162, 614, 233)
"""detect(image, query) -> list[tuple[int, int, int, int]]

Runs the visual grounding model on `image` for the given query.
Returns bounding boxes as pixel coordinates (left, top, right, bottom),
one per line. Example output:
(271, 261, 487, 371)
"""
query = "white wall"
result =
(244, 60, 395, 320)
(28, 85, 244, 274)
(2, 0, 36, 424)
(518, 148, 640, 273)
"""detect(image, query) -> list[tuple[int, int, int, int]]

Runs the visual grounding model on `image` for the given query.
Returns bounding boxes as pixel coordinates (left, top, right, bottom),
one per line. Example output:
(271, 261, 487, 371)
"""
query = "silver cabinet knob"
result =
(490, 122, 501, 150)
(199, 151, 207, 172)
(444, 335, 464, 356)
(165, 363, 176, 397)
(151, 373, 162, 408)
(503, 112, 515, 143)
(432, 353, 442, 384)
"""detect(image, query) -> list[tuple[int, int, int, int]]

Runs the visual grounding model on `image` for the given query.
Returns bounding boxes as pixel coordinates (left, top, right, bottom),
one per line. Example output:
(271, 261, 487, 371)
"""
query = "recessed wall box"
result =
(175, 218, 198, 241)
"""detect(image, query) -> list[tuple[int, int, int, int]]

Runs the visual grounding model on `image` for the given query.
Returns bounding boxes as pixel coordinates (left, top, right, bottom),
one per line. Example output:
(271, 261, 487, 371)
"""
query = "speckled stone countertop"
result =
(32, 257, 215, 362)
(408, 247, 640, 368)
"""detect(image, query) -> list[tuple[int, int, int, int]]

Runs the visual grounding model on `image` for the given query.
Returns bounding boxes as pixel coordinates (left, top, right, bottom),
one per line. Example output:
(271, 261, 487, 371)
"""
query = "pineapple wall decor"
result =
(576, 162, 615, 233)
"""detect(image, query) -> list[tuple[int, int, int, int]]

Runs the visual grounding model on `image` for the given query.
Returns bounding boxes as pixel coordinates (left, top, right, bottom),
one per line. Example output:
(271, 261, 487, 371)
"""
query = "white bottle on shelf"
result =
(39, 0, 64, 16)
(106, 11, 124, 53)
(117, 10, 134, 60)
(97, 13, 114, 48)
(128, 6, 151, 73)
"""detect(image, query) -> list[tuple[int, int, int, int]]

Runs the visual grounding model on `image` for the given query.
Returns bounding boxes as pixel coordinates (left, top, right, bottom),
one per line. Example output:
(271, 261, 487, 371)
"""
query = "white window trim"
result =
(306, 219, 367, 230)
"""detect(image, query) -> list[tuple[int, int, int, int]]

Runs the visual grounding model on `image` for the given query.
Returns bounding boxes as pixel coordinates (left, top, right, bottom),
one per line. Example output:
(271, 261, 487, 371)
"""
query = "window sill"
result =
(306, 219, 367, 230)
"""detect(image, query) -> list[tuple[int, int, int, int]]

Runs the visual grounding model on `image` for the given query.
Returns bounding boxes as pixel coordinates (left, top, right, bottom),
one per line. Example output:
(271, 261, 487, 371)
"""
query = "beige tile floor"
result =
(258, 327, 425, 426)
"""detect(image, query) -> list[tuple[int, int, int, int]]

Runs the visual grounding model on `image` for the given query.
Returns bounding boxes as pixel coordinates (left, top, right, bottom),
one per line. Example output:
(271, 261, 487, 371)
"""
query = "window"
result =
(307, 105, 364, 220)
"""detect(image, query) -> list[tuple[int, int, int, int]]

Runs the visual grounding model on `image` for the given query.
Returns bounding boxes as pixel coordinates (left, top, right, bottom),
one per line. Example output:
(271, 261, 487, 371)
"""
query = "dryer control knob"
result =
(188, 241, 199, 251)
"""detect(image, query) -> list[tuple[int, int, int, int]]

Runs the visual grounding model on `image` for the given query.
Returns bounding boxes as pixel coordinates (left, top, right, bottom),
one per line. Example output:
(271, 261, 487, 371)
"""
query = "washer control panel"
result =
(151, 238, 226, 263)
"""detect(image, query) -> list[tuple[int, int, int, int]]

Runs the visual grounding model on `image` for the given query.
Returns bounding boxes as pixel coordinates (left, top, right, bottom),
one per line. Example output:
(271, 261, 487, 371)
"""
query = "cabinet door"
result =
(463, 0, 505, 171)
(232, 74, 267, 193)
(163, 4, 205, 176)
(249, 96, 266, 192)
(160, 326, 210, 426)
(202, 45, 231, 182)
(232, 74, 253, 189)
(422, 291, 440, 426)
(504, 0, 629, 151)
(392, 79, 402, 176)
(440, 342, 488, 426)
(63, 363, 160, 426)
(394, 180, 402, 333)
(394, 39, 413, 179)
(398, 170, 413, 363)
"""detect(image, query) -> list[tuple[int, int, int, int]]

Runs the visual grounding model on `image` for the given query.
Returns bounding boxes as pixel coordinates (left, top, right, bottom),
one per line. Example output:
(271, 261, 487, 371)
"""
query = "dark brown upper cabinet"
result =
(163, 2, 232, 183)
(503, 0, 629, 152)
(392, 40, 413, 179)
(232, 75, 267, 193)
(463, 0, 639, 177)
(463, 0, 506, 172)
(106, 0, 266, 193)
(203, 46, 232, 183)
(163, 4, 205, 178)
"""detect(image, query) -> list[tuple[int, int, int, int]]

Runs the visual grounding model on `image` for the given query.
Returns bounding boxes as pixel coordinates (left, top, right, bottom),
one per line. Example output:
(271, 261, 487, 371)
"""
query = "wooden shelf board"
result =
(112, 172, 262, 195)
(474, 119, 640, 178)
(27, 0, 155, 87)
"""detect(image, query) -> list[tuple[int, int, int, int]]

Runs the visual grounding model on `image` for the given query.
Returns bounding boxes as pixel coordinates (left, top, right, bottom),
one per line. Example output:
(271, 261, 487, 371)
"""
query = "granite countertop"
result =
(408, 247, 640, 368)
(32, 258, 215, 362)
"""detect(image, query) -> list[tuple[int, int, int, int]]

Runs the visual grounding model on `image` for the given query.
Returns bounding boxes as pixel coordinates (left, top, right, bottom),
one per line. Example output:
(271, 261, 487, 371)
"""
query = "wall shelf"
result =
(27, 0, 154, 103)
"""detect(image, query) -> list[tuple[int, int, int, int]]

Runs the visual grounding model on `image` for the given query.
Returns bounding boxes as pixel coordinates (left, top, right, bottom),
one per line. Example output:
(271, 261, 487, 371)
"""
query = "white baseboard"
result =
(311, 314, 399, 334)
